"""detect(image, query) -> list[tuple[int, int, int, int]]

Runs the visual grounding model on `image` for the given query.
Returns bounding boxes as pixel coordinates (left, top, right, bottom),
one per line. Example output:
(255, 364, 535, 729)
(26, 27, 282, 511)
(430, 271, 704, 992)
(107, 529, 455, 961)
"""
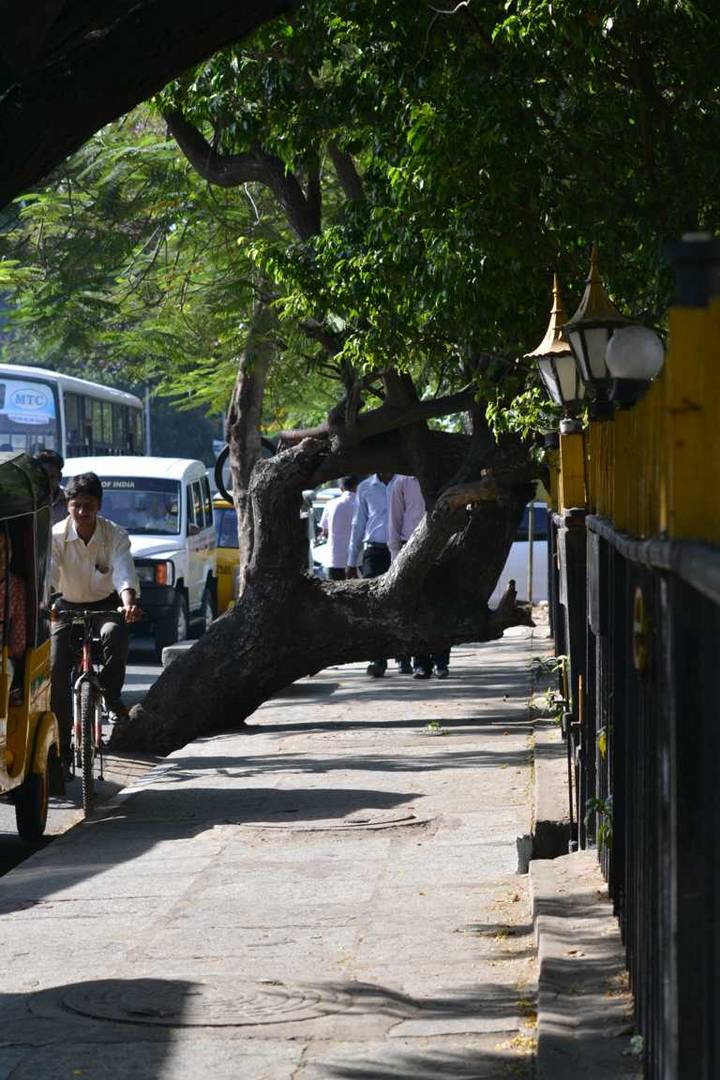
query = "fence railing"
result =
(547, 236, 720, 1078)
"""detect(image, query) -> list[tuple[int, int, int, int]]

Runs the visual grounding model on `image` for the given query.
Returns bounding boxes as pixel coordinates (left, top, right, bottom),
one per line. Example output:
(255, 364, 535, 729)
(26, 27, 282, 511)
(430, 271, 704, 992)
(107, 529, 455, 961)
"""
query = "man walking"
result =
(51, 472, 142, 774)
(388, 474, 451, 679)
(348, 472, 396, 677)
(318, 476, 359, 580)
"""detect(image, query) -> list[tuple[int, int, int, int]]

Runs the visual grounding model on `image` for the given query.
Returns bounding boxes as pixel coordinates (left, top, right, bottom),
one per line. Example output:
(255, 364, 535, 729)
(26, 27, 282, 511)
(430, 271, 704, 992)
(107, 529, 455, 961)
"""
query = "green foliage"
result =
(1, 1, 719, 440)
(585, 795, 613, 850)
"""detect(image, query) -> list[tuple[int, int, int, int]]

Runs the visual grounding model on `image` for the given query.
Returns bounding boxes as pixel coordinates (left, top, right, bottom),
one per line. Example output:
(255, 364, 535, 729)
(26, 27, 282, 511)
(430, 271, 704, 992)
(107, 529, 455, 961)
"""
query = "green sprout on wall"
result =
(585, 795, 613, 849)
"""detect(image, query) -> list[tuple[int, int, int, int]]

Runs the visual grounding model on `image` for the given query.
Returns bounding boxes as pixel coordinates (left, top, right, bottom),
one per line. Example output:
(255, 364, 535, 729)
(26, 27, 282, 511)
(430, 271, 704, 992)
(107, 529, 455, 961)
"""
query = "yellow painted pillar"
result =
(559, 432, 586, 512)
(665, 302, 720, 541)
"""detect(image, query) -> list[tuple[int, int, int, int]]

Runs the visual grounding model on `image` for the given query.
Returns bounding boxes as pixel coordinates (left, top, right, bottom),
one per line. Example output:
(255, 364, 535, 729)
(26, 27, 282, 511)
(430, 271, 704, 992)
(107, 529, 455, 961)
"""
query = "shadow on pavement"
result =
(0, 977, 194, 1079)
(0, 785, 419, 916)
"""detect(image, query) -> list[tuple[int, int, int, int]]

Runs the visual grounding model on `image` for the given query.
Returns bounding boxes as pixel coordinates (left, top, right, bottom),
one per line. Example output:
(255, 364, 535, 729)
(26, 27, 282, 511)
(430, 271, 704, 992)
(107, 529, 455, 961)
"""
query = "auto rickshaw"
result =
(212, 494, 239, 613)
(0, 452, 62, 840)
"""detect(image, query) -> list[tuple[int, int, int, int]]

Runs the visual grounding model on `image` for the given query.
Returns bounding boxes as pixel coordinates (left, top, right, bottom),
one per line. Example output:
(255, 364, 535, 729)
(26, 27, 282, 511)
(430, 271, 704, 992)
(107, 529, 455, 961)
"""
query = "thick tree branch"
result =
(0, 0, 294, 208)
(328, 141, 364, 202)
(165, 108, 321, 241)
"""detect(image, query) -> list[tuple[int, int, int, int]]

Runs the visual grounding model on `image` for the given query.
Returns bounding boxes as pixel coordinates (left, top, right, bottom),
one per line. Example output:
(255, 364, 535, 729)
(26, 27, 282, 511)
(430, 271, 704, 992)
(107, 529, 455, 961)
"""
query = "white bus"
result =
(0, 364, 144, 459)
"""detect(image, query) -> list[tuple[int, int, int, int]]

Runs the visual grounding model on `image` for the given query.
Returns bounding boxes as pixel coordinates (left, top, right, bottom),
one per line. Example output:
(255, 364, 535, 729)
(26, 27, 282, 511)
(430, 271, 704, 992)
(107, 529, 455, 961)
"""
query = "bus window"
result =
(90, 398, 104, 453)
(101, 401, 113, 449)
(0, 377, 60, 455)
(129, 409, 144, 454)
(112, 404, 127, 454)
(64, 392, 85, 455)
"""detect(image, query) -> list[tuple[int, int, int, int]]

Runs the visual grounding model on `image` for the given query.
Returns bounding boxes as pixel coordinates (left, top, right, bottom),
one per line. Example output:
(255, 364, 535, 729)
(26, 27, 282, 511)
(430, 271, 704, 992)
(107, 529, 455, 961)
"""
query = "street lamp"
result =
(564, 244, 630, 418)
(526, 274, 586, 417)
(605, 324, 665, 407)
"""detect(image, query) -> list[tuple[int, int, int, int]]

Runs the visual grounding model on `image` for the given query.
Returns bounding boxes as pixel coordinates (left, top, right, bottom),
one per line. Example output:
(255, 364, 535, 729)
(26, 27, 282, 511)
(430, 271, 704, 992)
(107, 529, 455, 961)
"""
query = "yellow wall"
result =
(568, 295, 720, 543)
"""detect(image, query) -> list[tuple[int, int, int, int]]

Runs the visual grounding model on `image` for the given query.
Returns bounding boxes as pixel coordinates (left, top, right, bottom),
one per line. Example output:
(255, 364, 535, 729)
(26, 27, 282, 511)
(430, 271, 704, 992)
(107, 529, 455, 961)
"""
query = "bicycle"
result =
(65, 607, 124, 814)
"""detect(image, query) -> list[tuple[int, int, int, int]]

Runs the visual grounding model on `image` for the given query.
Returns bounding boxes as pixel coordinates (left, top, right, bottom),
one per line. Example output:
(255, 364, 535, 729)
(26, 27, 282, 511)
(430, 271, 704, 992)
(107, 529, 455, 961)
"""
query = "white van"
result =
(62, 457, 217, 658)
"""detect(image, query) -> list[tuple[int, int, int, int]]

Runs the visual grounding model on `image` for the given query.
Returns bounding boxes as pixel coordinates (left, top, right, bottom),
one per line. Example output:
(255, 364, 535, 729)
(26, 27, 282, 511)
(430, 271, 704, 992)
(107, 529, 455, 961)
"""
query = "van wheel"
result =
(15, 758, 50, 842)
(191, 582, 216, 639)
(154, 592, 188, 661)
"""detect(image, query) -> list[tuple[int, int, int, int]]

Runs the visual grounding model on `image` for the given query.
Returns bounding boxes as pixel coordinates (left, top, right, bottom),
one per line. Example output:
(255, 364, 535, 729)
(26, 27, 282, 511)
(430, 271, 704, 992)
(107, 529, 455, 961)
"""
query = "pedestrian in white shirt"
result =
(388, 474, 451, 679)
(347, 472, 396, 677)
(319, 476, 359, 580)
(51, 472, 142, 773)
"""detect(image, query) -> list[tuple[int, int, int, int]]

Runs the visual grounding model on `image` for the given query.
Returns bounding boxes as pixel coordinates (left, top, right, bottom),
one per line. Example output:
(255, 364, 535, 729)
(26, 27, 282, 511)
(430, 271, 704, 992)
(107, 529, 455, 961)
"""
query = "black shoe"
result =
(413, 669, 432, 680)
(398, 661, 413, 675)
(435, 667, 449, 679)
(366, 663, 385, 678)
(107, 698, 130, 723)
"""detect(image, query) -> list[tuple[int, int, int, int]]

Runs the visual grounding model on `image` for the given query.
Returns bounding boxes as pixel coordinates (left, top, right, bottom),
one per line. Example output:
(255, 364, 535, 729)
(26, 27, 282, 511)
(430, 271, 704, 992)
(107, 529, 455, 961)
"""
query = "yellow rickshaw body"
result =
(0, 452, 62, 836)
(212, 496, 239, 614)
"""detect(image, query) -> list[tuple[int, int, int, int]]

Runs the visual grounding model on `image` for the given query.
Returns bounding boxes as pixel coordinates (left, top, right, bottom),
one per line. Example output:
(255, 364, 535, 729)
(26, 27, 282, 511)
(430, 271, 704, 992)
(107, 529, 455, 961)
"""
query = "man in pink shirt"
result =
(319, 476, 359, 580)
(388, 475, 451, 679)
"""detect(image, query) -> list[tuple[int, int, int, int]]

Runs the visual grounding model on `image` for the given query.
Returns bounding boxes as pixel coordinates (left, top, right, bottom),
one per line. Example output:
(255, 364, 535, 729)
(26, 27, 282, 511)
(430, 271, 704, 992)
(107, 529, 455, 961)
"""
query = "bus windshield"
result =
(0, 377, 59, 454)
(99, 478, 181, 535)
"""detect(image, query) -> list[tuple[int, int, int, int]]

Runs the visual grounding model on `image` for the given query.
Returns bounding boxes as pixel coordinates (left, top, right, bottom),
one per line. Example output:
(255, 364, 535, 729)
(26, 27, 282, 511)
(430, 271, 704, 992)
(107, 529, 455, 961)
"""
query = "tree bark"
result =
(111, 434, 536, 756)
(0, 0, 294, 208)
(225, 302, 275, 589)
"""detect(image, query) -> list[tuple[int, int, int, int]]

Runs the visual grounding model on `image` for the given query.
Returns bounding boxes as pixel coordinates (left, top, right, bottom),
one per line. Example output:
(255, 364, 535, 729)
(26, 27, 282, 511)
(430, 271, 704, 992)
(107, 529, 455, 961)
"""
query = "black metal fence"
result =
(549, 510, 720, 1079)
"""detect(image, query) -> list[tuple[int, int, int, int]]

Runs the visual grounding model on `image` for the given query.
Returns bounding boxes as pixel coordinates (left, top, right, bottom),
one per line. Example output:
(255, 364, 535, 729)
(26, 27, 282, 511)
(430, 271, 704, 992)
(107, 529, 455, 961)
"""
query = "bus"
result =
(0, 364, 144, 459)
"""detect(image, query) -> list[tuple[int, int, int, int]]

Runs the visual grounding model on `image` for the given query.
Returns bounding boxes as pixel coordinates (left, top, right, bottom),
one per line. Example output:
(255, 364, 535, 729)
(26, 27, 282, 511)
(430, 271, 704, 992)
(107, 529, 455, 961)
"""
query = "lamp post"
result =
(605, 324, 665, 407)
(526, 274, 585, 433)
(564, 245, 630, 419)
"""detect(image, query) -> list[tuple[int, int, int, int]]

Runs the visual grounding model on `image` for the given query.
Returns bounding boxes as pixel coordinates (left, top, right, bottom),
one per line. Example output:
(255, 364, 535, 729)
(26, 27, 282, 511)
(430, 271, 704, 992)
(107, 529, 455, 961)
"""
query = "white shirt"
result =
(347, 475, 395, 565)
(388, 475, 426, 560)
(320, 491, 357, 569)
(51, 515, 139, 603)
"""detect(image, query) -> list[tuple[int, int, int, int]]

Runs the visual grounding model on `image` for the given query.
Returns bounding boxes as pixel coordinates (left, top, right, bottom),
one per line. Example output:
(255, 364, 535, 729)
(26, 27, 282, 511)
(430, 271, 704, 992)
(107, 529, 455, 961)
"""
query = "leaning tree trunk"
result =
(112, 437, 535, 755)
(225, 301, 275, 589)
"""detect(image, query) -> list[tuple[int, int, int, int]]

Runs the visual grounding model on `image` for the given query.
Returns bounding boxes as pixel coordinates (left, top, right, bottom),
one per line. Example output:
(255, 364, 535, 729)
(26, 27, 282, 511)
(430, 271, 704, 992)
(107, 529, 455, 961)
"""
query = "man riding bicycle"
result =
(51, 472, 141, 775)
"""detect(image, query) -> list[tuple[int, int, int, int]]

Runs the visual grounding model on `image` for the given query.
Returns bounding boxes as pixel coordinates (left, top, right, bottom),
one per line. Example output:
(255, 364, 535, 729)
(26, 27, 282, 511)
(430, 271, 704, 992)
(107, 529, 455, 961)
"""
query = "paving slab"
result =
(530, 850, 641, 1079)
(0, 632, 544, 1078)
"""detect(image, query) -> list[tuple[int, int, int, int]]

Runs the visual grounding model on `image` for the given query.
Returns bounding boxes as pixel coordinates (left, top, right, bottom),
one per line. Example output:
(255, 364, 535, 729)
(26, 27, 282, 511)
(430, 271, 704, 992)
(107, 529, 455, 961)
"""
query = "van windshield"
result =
(98, 477, 181, 535)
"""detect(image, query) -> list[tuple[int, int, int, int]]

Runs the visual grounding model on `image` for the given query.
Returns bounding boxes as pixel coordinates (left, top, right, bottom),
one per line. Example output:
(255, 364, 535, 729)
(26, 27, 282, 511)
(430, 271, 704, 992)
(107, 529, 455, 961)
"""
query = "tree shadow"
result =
(0, 977, 196, 1079)
(145, 743, 532, 783)
(0, 784, 419, 917)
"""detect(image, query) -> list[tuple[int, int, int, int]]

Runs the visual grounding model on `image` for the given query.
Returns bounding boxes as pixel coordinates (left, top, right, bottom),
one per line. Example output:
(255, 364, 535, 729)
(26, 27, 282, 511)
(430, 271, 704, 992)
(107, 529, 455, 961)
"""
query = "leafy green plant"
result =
(585, 795, 613, 849)
(530, 653, 567, 685)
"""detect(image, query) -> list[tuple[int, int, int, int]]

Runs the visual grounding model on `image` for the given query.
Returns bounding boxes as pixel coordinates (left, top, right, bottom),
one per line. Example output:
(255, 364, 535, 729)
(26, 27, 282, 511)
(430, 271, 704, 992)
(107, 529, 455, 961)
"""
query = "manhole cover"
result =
(243, 808, 429, 831)
(43, 979, 353, 1028)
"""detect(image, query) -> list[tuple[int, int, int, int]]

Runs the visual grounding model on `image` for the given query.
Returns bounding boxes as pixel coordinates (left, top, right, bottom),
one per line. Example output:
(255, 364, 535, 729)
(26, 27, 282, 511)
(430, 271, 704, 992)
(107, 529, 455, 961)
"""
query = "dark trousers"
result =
(327, 567, 347, 581)
(51, 597, 129, 752)
(413, 649, 451, 675)
(361, 544, 391, 671)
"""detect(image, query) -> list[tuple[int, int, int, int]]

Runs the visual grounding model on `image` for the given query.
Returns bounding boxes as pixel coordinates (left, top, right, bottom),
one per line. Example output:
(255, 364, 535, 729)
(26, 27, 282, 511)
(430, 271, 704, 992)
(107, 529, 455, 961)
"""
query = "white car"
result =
(62, 456, 217, 658)
(490, 501, 548, 606)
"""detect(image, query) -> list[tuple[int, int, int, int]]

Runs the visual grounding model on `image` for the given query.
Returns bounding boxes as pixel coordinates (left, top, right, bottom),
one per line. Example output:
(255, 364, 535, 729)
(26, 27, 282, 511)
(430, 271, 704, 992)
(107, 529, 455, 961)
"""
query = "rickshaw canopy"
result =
(0, 452, 51, 518)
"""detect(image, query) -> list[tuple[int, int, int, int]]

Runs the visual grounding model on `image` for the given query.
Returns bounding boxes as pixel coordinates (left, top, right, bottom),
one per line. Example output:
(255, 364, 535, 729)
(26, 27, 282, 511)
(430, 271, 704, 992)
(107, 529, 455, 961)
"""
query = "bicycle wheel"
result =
(79, 680, 96, 814)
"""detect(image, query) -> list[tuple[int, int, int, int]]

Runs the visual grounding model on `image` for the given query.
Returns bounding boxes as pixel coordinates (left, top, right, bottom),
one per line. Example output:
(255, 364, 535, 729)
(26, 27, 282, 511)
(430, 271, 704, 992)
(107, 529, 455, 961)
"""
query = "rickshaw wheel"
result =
(80, 681, 96, 814)
(15, 761, 50, 842)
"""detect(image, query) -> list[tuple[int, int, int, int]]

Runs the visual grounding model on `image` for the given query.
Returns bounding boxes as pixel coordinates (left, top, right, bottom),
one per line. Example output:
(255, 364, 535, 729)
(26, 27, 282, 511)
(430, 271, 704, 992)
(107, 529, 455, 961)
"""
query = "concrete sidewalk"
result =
(0, 631, 543, 1079)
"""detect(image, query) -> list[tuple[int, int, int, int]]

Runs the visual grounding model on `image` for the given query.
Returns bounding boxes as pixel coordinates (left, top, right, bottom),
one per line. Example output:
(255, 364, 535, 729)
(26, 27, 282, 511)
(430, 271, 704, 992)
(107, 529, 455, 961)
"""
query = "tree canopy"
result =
(3, 0, 719, 437)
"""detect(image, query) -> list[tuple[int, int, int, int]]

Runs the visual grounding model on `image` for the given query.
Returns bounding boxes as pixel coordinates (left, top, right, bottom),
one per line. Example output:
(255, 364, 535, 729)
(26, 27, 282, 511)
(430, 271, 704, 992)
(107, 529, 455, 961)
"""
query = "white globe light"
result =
(606, 325, 665, 381)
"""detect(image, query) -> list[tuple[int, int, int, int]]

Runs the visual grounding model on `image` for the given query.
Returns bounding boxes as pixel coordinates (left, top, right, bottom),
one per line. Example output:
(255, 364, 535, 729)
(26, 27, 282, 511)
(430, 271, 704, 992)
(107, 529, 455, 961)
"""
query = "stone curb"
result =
(532, 717, 571, 858)
(529, 851, 642, 1079)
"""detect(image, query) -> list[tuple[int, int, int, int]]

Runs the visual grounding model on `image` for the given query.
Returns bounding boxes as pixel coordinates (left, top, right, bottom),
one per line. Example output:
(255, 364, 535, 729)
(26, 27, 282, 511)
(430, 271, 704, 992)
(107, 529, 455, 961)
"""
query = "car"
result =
(489, 501, 549, 606)
(63, 456, 217, 659)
